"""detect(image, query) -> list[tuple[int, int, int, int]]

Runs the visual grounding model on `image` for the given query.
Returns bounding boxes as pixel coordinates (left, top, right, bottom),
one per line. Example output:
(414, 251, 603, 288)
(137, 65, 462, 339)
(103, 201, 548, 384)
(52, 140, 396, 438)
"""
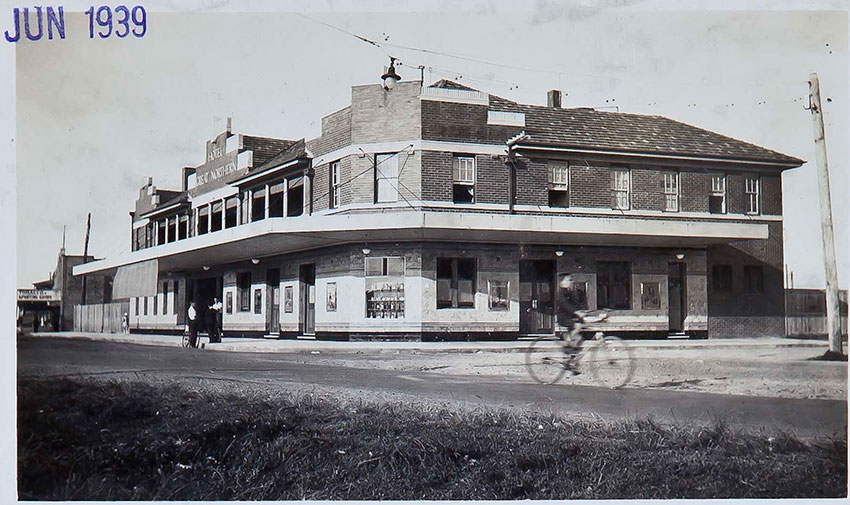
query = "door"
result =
(668, 262, 687, 332)
(519, 260, 556, 334)
(300, 264, 316, 335)
(266, 268, 280, 334)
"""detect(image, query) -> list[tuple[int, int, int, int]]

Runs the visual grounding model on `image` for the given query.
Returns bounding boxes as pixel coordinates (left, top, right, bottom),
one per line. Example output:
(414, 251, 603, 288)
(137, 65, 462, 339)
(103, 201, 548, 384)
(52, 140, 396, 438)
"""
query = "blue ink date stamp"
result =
(4, 5, 146, 42)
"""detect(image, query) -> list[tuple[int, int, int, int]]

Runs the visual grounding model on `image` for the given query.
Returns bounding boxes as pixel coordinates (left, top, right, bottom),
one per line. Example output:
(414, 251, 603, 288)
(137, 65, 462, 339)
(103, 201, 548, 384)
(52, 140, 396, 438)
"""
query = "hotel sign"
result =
(189, 131, 251, 197)
(17, 289, 61, 302)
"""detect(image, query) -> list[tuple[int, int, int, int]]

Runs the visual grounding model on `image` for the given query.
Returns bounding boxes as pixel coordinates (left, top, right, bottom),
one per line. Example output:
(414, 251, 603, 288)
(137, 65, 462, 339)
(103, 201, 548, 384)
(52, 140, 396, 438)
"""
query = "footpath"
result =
(32, 331, 830, 354)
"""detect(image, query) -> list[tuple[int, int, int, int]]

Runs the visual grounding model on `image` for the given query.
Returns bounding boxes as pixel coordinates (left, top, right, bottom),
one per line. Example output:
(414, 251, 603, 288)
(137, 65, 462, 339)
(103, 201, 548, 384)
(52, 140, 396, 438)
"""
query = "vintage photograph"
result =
(8, 0, 849, 501)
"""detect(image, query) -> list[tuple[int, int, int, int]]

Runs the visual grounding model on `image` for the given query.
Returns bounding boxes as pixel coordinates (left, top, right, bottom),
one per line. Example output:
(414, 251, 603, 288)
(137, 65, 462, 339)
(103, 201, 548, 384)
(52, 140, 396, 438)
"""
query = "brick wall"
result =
(421, 151, 452, 202)
(476, 155, 509, 204)
(707, 222, 785, 337)
(314, 107, 352, 156)
(515, 158, 548, 206)
(761, 174, 782, 215)
(421, 100, 522, 144)
(631, 168, 663, 210)
(680, 171, 711, 212)
(351, 81, 421, 144)
(726, 173, 748, 214)
(569, 163, 610, 208)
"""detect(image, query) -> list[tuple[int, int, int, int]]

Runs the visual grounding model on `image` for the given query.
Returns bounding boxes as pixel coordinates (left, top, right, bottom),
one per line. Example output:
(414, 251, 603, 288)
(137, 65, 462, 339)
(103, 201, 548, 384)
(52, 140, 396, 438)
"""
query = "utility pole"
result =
(81, 213, 91, 306)
(808, 72, 843, 354)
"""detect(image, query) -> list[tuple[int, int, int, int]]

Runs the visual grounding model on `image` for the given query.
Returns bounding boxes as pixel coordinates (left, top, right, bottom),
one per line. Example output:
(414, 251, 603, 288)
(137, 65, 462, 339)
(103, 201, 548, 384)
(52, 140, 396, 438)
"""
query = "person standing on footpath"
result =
(187, 301, 198, 348)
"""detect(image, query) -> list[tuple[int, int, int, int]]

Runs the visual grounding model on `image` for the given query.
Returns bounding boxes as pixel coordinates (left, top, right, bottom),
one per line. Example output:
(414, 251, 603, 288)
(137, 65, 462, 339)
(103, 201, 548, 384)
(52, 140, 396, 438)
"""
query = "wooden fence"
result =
(785, 289, 848, 338)
(74, 302, 130, 333)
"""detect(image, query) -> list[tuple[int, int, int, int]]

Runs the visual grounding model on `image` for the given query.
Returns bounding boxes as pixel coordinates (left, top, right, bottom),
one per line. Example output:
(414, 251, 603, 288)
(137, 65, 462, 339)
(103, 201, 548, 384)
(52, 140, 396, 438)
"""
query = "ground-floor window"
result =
(640, 282, 661, 310)
(162, 281, 169, 314)
(143, 296, 148, 315)
(365, 257, 405, 318)
(226, 292, 233, 314)
(711, 265, 733, 293)
(237, 272, 251, 311)
(437, 258, 476, 308)
(744, 265, 764, 293)
(254, 288, 263, 314)
(488, 280, 509, 311)
(597, 261, 631, 309)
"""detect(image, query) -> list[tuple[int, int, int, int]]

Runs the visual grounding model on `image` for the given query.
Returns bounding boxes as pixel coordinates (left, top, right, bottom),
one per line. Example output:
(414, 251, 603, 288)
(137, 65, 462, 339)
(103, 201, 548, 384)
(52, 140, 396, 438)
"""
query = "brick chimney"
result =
(547, 89, 562, 108)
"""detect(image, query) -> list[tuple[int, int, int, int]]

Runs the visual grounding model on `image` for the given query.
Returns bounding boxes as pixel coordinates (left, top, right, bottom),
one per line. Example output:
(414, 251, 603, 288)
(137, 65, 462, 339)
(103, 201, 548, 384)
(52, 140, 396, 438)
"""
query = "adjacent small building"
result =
(74, 79, 804, 340)
(18, 249, 108, 332)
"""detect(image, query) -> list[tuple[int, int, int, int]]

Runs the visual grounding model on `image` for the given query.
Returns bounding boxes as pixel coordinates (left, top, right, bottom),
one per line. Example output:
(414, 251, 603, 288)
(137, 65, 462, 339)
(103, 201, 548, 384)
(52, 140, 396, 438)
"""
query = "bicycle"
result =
(524, 311, 635, 389)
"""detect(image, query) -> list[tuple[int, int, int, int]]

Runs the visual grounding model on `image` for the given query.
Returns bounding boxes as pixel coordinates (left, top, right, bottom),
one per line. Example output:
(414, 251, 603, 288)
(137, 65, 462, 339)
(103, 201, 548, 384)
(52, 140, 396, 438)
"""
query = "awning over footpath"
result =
(112, 259, 158, 298)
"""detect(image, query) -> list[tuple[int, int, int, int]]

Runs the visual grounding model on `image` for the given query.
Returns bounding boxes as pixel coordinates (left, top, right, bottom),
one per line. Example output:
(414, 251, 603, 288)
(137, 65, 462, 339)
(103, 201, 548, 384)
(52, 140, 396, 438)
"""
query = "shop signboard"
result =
(17, 289, 61, 302)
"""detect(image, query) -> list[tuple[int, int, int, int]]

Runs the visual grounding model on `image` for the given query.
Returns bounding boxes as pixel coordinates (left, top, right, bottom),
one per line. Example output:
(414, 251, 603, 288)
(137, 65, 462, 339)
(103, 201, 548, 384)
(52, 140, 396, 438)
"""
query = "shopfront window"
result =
(237, 272, 251, 311)
(597, 261, 631, 309)
(365, 257, 405, 318)
(436, 258, 476, 309)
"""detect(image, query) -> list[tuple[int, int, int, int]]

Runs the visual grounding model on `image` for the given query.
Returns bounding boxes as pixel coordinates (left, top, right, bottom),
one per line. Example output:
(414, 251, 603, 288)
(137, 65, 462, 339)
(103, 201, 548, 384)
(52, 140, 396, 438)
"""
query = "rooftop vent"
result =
(547, 89, 562, 108)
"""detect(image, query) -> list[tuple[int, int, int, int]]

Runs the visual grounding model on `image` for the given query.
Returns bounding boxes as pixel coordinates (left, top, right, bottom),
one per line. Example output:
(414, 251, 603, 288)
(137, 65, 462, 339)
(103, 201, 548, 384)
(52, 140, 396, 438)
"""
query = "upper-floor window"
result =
(663, 171, 679, 212)
(178, 214, 189, 239)
(375, 153, 399, 203)
(251, 186, 266, 222)
(167, 217, 176, 243)
(287, 175, 304, 217)
(329, 161, 341, 209)
(710, 173, 727, 214)
(452, 155, 475, 204)
(157, 219, 166, 245)
(224, 197, 238, 228)
(549, 161, 569, 208)
(610, 168, 630, 210)
(745, 175, 760, 215)
(210, 202, 223, 232)
(197, 206, 209, 235)
(269, 181, 285, 218)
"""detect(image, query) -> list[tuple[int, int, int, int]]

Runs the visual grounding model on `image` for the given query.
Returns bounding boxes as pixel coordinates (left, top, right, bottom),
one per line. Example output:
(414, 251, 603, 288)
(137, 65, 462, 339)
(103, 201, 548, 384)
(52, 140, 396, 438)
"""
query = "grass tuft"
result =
(18, 377, 847, 500)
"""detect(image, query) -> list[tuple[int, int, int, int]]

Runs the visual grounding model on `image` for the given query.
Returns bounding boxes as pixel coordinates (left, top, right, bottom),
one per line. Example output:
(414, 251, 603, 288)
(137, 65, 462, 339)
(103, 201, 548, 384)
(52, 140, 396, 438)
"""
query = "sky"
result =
(10, 0, 850, 289)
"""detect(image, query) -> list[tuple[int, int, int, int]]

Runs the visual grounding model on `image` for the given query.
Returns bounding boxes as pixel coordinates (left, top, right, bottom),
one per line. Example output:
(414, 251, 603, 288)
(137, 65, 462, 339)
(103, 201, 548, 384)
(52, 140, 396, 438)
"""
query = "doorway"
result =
(519, 260, 556, 334)
(266, 268, 280, 335)
(299, 264, 316, 335)
(668, 262, 687, 332)
(193, 276, 222, 334)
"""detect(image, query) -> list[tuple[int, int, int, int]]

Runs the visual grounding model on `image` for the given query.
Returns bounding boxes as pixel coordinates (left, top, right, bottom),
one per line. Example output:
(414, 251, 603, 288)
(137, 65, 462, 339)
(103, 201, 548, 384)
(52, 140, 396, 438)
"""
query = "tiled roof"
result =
(249, 138, 308, 174)
(428, 79, 479, 91)
(489, 94, 803, 165)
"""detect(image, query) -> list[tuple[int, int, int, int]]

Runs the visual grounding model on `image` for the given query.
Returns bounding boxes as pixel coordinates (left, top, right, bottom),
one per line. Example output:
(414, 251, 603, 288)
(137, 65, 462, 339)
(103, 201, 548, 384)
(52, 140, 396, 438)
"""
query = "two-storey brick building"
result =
(75, 79, 803, 340)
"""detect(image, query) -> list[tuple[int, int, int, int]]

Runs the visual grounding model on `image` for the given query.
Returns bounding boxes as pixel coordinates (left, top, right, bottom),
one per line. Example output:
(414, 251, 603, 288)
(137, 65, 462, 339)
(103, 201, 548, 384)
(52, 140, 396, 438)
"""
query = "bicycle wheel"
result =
(525, 336, 570, 385)
(584, 336, 634, 389)
(181, 334, 191, 348)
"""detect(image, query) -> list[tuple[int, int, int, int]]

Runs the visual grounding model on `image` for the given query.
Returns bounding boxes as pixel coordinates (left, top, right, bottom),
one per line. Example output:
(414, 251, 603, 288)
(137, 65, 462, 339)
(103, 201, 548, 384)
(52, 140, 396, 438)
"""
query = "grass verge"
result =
(18, 377, 847, 500)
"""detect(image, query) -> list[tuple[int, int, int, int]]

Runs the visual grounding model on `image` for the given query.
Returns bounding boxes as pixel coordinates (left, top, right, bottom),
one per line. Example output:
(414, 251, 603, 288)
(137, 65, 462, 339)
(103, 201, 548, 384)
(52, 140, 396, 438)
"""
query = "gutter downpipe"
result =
(505, 133, 530, 215)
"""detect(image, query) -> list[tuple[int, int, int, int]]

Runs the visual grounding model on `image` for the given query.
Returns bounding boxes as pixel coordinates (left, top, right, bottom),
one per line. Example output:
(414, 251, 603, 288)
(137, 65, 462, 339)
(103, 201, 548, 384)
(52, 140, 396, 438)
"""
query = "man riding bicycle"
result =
(559, 274, 607, 373)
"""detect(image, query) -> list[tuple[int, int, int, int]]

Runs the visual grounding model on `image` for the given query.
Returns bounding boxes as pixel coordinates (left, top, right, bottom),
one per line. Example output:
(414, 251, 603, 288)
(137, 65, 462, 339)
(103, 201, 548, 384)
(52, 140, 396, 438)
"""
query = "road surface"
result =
(18, 337, 847, 438)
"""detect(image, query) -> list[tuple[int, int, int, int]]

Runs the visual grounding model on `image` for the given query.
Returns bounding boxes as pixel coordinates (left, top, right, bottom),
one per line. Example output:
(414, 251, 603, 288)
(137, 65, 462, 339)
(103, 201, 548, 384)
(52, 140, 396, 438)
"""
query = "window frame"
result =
(452, 155, 476, 204)
(710, 173, 727, 214)
(329, 161, 341, 209)
(610, 168, 631, 210)
(745, 175, 760, 215)
(662, 171, 680, 212)
(375, 153, 399, 203)
(237, 272, 252, 312)
(744, 265, 765, 293)
(711, 264, 733, 293)
(548, 161, 569, 208)
(596, 261, 632, 310)
(436, 257, 477, 309)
